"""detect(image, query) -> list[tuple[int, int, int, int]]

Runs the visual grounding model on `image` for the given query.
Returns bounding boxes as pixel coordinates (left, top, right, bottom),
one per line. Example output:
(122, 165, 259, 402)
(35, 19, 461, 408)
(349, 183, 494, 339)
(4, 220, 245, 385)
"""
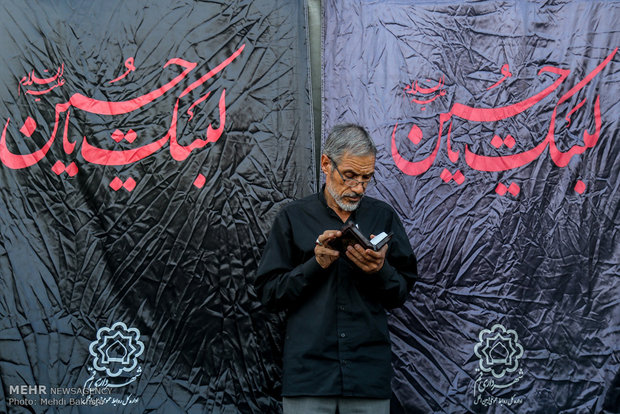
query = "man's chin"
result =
(326, 183, 362, 212)
(336, 199, 361, 212)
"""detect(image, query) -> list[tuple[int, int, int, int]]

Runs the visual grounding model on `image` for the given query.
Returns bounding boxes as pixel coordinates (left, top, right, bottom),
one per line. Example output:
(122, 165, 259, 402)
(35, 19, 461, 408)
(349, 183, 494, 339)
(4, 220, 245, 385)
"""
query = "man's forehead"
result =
(337, 152, 376, 172)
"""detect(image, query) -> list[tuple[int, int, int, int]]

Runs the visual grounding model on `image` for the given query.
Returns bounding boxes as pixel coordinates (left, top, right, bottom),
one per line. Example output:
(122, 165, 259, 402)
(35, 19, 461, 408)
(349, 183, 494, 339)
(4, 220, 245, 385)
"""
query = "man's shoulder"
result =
(277, 192, 320, 215)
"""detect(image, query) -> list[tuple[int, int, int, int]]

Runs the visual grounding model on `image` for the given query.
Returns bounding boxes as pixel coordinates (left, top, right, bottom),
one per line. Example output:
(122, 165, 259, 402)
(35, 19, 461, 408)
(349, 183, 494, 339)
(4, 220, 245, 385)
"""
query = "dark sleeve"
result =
(254, 209, 328, 312)
(360, 210, 417, 309)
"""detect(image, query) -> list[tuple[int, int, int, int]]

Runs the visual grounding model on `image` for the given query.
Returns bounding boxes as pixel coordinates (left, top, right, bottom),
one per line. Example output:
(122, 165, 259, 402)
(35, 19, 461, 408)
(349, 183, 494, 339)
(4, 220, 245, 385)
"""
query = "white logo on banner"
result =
(89, 322, 145, 377)
(471, 323, 525, 407)
(82, 322, 144, 407)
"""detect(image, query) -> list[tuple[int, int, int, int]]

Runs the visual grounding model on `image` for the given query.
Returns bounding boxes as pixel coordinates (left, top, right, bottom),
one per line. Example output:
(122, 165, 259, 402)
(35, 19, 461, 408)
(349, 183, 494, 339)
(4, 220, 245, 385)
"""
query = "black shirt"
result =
(255, 188, 417, 398)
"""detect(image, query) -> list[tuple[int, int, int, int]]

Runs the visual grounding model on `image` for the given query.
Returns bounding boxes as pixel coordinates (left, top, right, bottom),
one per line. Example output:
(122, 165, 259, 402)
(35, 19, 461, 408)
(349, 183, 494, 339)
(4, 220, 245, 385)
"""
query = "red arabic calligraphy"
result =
(404, 76, 446, 109)
(0, 44, 245, 170)
(392, 48, 617, 180)
(486, 64, 512, 90)
(18, 64, 65, 97)
(109, 57, 137, 84)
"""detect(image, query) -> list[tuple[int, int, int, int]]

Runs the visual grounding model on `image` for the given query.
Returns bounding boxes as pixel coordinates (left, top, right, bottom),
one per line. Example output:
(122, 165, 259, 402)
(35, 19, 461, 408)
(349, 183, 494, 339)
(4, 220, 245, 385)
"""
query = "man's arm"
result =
(254, 210, 333, 312)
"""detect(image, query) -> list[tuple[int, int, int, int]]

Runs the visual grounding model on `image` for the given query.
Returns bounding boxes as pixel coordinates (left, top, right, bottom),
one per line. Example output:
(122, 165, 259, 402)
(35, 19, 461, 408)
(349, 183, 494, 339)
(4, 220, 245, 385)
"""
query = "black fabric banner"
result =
(0, 1, 313, 412)
(323, 1, 619, 413)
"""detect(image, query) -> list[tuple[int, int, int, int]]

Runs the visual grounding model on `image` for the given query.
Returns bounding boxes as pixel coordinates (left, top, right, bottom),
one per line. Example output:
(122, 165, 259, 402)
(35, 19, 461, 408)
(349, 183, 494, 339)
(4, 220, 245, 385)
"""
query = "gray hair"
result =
(323, 124, 376, 164)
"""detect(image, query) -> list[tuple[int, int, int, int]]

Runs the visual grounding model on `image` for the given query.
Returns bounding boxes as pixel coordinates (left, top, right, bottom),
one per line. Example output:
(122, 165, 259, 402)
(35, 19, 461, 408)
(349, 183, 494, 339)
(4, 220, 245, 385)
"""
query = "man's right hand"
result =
(314, 230, 342, 269)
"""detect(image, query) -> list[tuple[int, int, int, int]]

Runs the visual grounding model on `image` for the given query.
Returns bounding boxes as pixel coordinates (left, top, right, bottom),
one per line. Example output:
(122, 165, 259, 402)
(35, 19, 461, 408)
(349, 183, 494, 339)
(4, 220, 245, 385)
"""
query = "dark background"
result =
(0, 1, 313, 412)
(1, 0, 619, 413)
(323, 1, 619, 413)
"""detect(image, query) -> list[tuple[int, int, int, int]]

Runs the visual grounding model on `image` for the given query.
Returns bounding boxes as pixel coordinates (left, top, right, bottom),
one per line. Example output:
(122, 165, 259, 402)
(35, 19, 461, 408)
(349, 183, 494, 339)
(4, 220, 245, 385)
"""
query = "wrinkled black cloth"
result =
(255, 187, 417, 398)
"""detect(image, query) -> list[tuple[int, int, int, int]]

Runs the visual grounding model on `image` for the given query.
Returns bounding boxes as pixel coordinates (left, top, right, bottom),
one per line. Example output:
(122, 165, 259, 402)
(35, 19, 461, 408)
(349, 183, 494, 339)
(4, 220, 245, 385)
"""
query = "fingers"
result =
(345, 249, 372, 272)
(350, 243, 383, 260)
(345, 243, 386, 273)
(317, 230, 342, 247)
(316, 245, 340, 257)
(315, 246, 339, 269)
(315, 230, 342, 269)
(346, 245, 373, 267)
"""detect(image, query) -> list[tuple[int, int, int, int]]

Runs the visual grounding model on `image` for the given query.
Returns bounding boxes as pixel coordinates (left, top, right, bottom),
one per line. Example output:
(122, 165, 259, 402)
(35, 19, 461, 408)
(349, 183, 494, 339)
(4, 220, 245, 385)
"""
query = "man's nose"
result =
(351, 181, 366, 191)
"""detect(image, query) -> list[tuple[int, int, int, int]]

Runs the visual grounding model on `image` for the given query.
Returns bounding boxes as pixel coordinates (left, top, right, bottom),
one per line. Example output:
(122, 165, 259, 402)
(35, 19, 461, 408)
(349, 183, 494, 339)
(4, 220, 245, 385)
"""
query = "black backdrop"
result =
(323, 1, 619, 413)
(0, 1, 313, 412)
(2, 1, 619, 413)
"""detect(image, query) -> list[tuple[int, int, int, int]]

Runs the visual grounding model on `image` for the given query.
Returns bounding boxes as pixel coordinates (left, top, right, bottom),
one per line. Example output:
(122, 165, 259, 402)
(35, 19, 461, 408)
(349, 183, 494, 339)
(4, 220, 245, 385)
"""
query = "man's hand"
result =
(345, 234, 388, 273)
(314, 230, 342, 269)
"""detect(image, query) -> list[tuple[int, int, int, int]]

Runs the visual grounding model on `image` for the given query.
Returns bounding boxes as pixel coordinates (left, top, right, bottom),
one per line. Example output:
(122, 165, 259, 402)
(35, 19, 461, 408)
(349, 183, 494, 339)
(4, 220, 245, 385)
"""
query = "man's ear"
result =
(320, 154, 331, 175)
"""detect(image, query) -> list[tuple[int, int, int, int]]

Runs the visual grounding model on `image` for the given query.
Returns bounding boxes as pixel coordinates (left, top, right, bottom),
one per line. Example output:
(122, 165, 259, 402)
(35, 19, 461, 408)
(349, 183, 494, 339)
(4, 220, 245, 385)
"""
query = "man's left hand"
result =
(345, 235, 388, 273)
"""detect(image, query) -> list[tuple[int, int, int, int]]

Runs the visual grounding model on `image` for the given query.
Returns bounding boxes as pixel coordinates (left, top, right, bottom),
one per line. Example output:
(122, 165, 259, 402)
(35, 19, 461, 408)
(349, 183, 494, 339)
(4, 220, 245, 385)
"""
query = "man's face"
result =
(322, 152, 375, 212)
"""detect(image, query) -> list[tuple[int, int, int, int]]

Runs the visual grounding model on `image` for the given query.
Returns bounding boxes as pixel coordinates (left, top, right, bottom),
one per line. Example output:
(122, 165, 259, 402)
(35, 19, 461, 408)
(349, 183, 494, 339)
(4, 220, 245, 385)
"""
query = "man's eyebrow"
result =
(342, 168, 374, 177)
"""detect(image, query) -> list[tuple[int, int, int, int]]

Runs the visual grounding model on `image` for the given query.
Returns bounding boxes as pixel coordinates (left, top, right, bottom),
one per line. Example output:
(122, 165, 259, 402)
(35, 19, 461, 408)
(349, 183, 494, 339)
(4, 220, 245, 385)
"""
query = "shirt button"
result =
(338, 306, 345, 311)
(340, 332, 346, 338)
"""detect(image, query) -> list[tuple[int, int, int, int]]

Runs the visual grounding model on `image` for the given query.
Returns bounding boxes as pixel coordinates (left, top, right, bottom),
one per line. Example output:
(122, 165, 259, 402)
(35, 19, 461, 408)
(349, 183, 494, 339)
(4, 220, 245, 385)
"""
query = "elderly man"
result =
(255, 124, 417, 414)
